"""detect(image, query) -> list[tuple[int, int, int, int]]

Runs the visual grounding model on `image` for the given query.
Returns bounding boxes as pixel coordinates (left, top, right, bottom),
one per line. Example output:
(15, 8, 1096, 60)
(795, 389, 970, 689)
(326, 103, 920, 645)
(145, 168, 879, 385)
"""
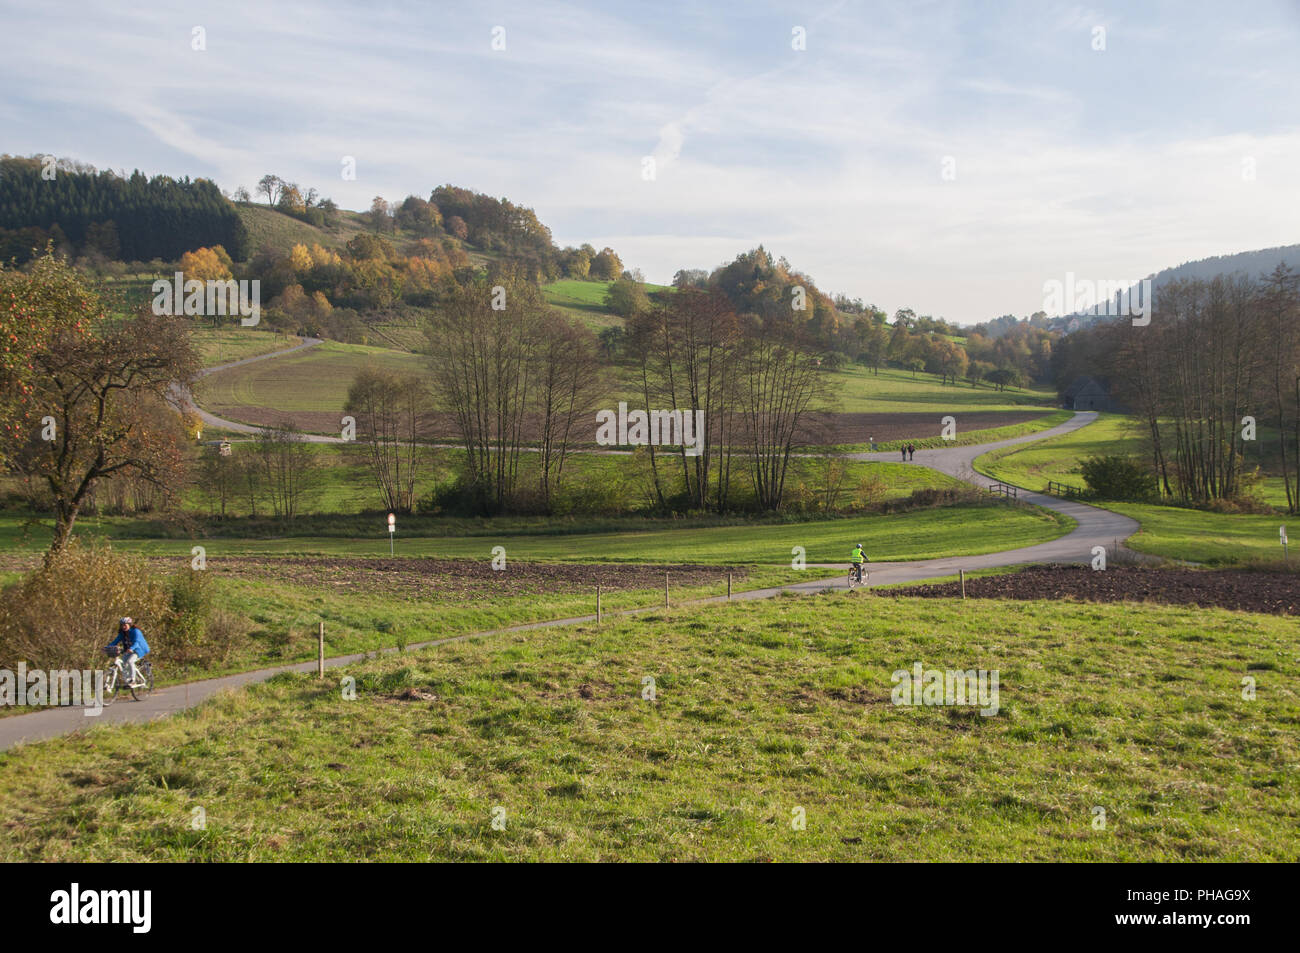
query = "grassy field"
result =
(975, 414, 1145, 490)
(166, 445, 969, 518)
(541, 278, 670, 333)
(194, 340, 426, 423)
(829, 366, 1056, 414)
(977, 413, 1295, 507)
(235, 204, 365, 253)
(1, 594, 1293, 861)
(1105, 503, 1294, 567)
(191, 327, 302, 368)
(0, 561, 811, 705)
(0, 497, 1072, 564)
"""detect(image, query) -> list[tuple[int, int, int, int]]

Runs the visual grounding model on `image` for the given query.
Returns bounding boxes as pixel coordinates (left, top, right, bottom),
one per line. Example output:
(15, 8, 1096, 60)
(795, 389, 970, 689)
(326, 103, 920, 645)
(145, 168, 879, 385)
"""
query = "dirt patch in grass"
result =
(0, 554, 752, 594)
(206, 555, 747, 597)
(887, 564, 1300, 615)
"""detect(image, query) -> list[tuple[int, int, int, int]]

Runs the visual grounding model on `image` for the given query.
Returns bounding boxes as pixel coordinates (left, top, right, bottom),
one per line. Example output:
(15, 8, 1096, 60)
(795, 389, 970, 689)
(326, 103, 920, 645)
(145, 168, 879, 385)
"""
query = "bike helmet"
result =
(120, 616, 133, 626)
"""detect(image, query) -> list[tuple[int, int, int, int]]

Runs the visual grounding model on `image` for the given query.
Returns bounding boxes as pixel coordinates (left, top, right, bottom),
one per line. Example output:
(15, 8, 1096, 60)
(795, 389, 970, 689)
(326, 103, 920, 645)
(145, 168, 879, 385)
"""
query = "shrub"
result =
(204, 607, 250, 662)
(854, 473, 888, 507)
(1079, 455, 1158, 502)
(0, 540, 170, 670)
(167, 568, 214, 665)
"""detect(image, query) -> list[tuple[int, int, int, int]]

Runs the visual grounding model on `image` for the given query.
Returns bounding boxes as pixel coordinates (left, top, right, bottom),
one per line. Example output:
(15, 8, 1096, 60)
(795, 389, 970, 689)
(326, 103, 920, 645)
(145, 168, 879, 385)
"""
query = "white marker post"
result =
(1282, 525, 1288, 565)
(388, 512, 396, 555)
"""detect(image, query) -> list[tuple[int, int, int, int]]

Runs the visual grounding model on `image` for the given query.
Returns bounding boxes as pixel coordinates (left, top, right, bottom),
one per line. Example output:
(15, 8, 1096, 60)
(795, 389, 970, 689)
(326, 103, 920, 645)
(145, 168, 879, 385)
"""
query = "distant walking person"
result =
(869, 437, 876, 452)
(901, 445, 907, 461)
(907, 443, 916, 460)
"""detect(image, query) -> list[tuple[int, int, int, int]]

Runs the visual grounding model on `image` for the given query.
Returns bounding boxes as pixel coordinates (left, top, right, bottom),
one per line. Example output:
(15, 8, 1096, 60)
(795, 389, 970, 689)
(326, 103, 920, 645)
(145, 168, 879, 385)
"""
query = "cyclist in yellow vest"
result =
(850, 543, 868, 584)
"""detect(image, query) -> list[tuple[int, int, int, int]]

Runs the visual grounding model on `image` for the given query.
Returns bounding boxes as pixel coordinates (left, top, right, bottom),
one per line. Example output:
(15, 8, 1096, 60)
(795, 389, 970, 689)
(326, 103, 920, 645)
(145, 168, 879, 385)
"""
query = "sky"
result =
(2, 0, 1298, 324)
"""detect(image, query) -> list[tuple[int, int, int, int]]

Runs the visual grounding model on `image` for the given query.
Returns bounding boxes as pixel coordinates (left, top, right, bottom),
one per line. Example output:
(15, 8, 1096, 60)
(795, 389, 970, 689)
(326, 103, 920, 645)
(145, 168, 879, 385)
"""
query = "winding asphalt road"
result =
(2, 359, 1138, 751)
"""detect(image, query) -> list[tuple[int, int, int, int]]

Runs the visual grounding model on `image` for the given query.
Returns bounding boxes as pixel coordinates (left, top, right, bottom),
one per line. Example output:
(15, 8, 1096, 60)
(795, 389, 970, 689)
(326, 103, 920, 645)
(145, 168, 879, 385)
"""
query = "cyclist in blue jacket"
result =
(109, 617, 150, 686)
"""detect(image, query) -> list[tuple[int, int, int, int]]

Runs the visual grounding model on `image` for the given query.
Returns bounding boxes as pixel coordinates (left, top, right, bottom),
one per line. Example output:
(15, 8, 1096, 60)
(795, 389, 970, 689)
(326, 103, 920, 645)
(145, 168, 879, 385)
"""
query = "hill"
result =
(236, 203, 366, 254)
(1152, 243, 1300, 287)
(1059, 242, 1300, 329)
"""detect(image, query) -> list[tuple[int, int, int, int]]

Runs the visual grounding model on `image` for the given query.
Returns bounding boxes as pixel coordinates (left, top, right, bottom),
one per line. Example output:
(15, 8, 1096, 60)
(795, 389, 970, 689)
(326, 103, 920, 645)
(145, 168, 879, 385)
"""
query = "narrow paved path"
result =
(0, 407, 1138, 751)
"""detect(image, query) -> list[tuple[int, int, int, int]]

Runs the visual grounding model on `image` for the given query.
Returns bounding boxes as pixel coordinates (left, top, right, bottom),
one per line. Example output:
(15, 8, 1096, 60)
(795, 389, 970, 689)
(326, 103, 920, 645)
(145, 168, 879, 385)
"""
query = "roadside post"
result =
(727, 573, 732, 601)
(596, 584, 602, 623)
(317, 622, 325, 679)
(1282, 525, 1289, 565)
(387, 512, 395, 555)
(960, 569, 966, 599)
(665, 572, 669, 608)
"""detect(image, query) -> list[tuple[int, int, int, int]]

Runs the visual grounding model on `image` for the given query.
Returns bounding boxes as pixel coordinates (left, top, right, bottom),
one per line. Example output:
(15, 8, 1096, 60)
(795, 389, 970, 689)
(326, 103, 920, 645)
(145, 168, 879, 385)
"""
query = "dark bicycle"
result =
(847, 563, 869, 590)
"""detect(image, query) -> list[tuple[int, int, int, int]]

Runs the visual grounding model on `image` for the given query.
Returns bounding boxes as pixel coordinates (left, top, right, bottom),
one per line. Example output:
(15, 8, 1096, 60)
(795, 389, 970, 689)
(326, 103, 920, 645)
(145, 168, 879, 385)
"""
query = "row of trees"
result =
(836, 309, 1047, 387)
(0, 156, 249, 262)
(425, 272, 607, 512)
(1060, 265, 1300, 510)
(245, 174, 341, 229)
(369, 187, 627, 285)
(626, 289, 828, 511)
(197, 425, 320, 519)
(341, 271, 830, 516)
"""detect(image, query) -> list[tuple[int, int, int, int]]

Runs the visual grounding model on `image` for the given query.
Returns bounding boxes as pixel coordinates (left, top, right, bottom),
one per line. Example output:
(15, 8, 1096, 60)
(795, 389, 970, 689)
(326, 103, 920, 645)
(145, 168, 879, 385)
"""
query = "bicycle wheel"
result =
(127, 662, 151, 701)
(847, 568, 859, 590)
(102, 666, 120, 705)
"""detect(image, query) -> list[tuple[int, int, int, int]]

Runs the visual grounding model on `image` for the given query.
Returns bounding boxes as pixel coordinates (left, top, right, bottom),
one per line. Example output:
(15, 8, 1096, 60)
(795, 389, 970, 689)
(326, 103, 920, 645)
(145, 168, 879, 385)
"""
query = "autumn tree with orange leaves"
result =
(1, 251, 199, 558)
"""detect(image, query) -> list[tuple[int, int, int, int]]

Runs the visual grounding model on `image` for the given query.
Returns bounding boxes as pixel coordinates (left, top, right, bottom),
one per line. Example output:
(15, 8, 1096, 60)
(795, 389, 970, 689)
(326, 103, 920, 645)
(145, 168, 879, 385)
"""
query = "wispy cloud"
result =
(1, 0, 1297, 322)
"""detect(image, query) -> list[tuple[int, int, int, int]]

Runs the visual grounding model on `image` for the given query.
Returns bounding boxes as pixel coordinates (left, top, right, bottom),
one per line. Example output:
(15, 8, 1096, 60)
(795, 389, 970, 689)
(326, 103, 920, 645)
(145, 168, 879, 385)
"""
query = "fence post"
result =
(317, 621, 325, 679)
(596, 584, 601, 623)
(960, 569, 966, 600)
(727, 573, 732, 601)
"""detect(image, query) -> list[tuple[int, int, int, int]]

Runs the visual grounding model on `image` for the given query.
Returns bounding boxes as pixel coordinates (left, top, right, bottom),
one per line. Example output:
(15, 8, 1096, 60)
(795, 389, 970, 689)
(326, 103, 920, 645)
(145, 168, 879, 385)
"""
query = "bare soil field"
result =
(204, 555, 749, 597)
(887, 564, 1300, 615)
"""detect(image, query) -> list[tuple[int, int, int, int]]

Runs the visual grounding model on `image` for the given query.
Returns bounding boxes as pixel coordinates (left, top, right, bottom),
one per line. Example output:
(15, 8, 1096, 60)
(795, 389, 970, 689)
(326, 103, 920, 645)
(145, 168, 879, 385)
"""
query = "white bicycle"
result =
(102, 645, 154, 704)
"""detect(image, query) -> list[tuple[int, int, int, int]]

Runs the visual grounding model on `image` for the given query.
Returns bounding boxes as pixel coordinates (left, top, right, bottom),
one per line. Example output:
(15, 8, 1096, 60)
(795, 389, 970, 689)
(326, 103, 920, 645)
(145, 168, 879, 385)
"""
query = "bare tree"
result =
(257, 174, 283, 207)
(197, 446, 240, 518)
(252, 423, 319, 520)
(736, 313, 829, 510)
(426, 270, 546, 512)
(1257, 264, 1300, 512)
(626, 289, 739, 510)
(534, 313, 608, 509)
(344, 365, 429, 513)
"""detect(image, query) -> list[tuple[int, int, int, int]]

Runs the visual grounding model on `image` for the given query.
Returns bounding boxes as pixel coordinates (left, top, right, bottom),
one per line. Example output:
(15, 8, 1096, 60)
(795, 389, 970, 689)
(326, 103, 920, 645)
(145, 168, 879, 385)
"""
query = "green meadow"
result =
(2, 595, 1293, 861)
